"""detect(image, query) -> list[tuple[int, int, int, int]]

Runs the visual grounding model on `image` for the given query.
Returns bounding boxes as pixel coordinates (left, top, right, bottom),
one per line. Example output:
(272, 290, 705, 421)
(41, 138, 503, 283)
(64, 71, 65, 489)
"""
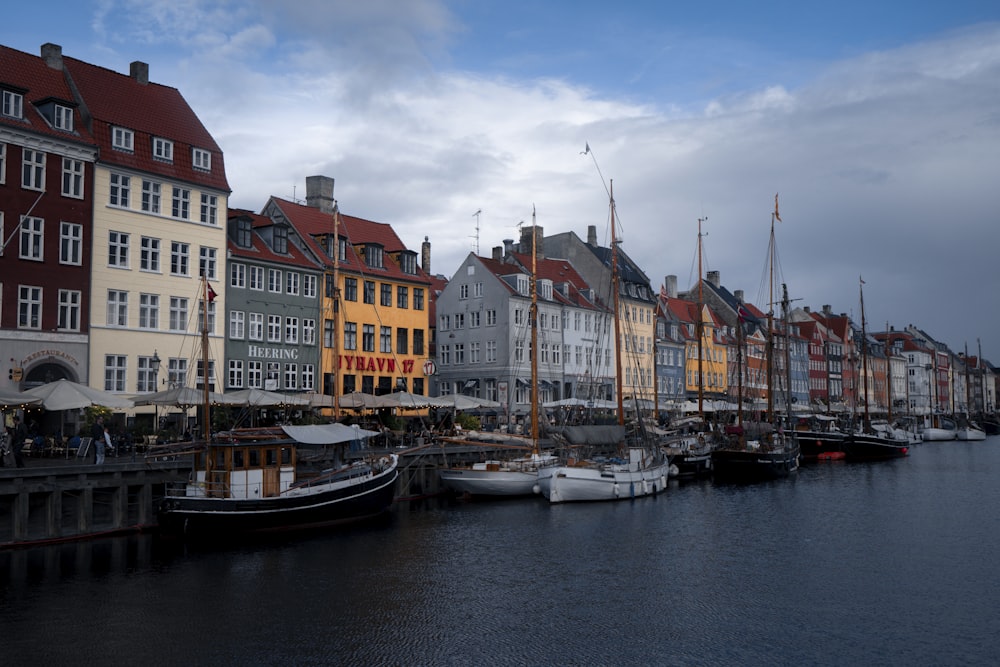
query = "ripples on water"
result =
(2, 440, 1000, 666)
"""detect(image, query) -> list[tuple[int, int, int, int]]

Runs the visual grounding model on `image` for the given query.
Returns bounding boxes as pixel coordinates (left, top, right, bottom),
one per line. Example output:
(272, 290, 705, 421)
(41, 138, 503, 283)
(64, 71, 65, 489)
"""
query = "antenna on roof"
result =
(471, 209, 482, 254)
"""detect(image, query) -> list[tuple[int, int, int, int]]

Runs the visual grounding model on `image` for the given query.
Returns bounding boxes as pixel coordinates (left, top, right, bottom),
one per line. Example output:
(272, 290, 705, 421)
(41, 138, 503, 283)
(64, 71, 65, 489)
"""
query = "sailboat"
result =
(438, 211, 557, 496)
(711, 195, 800, 481)
(841, 278, 909, 461)
(157, 274, 399, 539)
(535, 182, 673, 503)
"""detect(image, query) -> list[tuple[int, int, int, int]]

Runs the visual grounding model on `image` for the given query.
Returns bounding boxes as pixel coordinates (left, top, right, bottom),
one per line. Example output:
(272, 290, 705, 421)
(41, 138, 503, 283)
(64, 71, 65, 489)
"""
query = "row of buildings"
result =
(2, 42, 996, 432)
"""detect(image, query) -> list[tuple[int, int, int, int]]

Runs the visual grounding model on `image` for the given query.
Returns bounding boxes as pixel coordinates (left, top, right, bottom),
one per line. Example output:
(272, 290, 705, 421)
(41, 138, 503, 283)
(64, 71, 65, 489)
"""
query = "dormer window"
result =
(516, 274, 529, 296)
(399, 251, 417, 275)
(236, 218, 252, 248)
(192, 148, 211, 171)
(112, 126, 134, 152)
(2, 90, 23, 119)
(273, 225, 288, 254)
(539, 279, 553, 301)
(54, 104, 73, 131)
(153, 137, 173, 162)
(364, 244, 384, 269)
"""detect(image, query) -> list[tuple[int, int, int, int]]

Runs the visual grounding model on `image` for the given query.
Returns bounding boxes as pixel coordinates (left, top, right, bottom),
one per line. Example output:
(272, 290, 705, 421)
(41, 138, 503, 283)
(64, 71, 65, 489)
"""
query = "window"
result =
(171, 187, 190, 219)
(141, 180, 161, 213)
(235, 218, 252, 247)
(470, 342, 480, 363)
(381, 283, 392, 307)
(57, 289, 81, 331)
(455, 313, 465, 329)
(249, 266, 264, 290)
(135, 237, 160, 273)
(152, 137, 173, 162)
(303, 274, 317, 298)
(51, 104, 73, 131)
(193, 148, 212, 171)
(301, 365, 315, 391)
(400, 252, 416, 274)
(2, 90, 24, 119)
(414, 288, 425, 311)
(344, 277, 358, 301)
(136, 356, 158, 392)
(112, 126, 134, 151)
(460, 284, 469, 299)
(470, 311, 480, 328)
(285, 272, 299, 295)
(195, 360, 216, 390)
(486, 340, 497, 363)
(364, 245, 384, 268)
(266, 363, 280, 389)
(200, 194, 217, 225)
(268, 269, 282, 293)
(109, 173, 130, 207)
(396, 286, 409, 309)
(413, 329, 424, 355)
(199, 246, 217, 279)
(248, 312, 264, 340)
(454, 344, 465, 365)
(440, 315, 450, 330)
(268, 315, 282, 342)
(230, 262, 246, 288)
(380, 326, 392, 353)
(18, 285, 42, 329)
(487, 309, 496, 326)
(396, 328, 409, 354)
(22, 149, 45, 190)
(104, 355, 127, 392)
(515, 340, 524, 363)
(474, 282, 483, 297)
(362, 324, 375, 352)
(168, 358, 187, 387)
(284, 364, 298, 390)
(0, 143, 5, 184)
(302, 319, 316, 345)
(514, 309, 523, 326)
(229, 310, 245, 339)
(344, 322, 357, 350)
(62, 158, 84, 198)
(107, 290, 128, 326)
(228, 360, 244, 389)
(139, 293, 159, 329)
(197, 301, 216, 334)
(273, 225, 288, 254)
(247, 361, 262, 389)
(107, 231, 129, 268)
(440, 344, 451, 365)
(285, 317, 299, 344)
(60, 222, 82, 265)
(171, 242, 189, 276)
(169, 297, 188, 331)
(364, 280, 375, 304)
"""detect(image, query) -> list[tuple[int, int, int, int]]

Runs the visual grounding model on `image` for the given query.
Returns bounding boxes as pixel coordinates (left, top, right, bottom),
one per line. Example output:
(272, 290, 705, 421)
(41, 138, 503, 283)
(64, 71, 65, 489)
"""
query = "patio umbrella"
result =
(435, 394, 502, 410)
(375, 391, 450, 410)
(0, 389, 43, 410)
(131, 385, 231, 408)
(26, 379, 134, 410)
(338, 391, 382, 410)
(224, 388, 310, 407)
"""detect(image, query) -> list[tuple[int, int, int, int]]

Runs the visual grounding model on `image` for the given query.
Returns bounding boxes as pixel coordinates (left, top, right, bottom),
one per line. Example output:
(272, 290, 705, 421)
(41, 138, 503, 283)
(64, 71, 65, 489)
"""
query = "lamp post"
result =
(149, 350, 161, 461)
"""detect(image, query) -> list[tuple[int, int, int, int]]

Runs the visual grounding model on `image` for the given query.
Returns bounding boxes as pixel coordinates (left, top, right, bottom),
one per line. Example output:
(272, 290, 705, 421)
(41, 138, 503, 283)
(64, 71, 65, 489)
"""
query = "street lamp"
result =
(149, 350, 161, 460)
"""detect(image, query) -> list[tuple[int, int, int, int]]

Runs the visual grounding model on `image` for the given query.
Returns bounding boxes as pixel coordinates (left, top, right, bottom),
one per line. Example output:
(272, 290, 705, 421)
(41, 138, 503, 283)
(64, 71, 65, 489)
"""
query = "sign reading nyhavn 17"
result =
(339, 355, 416, 374)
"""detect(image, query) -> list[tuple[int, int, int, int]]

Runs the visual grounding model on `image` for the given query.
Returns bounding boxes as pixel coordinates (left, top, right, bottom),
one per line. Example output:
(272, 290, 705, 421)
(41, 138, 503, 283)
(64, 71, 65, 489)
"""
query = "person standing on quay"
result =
(91, 416, 106, 465)
(10, 416, 28, 468)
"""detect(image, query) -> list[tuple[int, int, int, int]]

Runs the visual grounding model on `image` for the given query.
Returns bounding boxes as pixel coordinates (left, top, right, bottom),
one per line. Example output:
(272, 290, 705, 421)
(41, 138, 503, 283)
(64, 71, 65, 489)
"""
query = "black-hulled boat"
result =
(794, 415, 847, 461)
(841, 431, 909, 460)
(711, 427, 800, 481)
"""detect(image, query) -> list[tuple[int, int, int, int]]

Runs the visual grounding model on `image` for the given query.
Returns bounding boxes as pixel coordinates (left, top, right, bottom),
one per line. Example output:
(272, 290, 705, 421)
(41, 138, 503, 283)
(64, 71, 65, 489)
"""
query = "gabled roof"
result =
(267, 197, 430, 286)
(0, 44, 95, 147)
(61, 54, 229, 192)
(586, 244, 654, 302)
(508, 252, 608, 312)
(227, 209, 323, 272)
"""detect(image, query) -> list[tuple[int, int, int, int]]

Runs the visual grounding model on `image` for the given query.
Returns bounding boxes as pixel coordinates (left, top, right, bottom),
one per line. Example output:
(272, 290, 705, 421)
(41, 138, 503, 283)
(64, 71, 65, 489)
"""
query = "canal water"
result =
(2, 438, 999, 666)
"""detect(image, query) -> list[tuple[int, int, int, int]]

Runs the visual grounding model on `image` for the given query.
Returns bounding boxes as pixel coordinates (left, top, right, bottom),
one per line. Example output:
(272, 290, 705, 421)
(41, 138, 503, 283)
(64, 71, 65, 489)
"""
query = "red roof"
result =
(61, 55, 230, 192)
(227, 209, 324, 271)
(0, 44, 95, 147)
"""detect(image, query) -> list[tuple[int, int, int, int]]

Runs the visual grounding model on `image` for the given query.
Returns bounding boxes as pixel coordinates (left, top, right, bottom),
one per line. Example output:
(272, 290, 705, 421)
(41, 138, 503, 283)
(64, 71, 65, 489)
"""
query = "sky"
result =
(5, 1, 1000, 360)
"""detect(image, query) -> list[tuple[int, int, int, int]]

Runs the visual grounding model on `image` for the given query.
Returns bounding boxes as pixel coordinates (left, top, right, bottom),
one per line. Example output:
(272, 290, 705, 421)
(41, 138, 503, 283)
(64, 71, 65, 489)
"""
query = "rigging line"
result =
(1, 189, 47, 254)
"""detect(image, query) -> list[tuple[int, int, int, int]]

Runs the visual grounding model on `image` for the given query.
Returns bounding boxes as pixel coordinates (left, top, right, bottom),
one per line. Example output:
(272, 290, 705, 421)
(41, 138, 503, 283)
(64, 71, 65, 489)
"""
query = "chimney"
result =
(587, 225, 597, 246)
(734, 289, 744, 303)
(492, 246, 503, 261)
(707, 270, 720, 287)
(822, 304, 832, 316)
(503, 239, 514, 256)
(665, 275, 678, 299)
(41, 43, 63, 70)
(520, 225, 543, 259)
(421, 236, 431, 274)
(305, 175, 335, 214)
(803, 306, 811, 313)
(130, 61, 149, 85)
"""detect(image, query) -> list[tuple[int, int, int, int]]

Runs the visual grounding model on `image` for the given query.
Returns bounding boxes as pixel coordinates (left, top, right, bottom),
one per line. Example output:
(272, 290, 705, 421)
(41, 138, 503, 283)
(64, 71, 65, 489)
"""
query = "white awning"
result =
(281, 423, 380, 445)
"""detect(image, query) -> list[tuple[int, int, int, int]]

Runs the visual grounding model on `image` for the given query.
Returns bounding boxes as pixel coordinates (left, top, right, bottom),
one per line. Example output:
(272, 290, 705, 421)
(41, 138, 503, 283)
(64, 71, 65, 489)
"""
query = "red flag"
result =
(207, 283, 217, 302)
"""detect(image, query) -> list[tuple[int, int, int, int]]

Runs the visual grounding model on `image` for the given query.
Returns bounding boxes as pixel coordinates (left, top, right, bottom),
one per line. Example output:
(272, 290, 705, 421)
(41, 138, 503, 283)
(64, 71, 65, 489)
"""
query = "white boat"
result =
(921, 416, 957, 441)
(535, 179, 673, 503)
(956, 424, 987, 441)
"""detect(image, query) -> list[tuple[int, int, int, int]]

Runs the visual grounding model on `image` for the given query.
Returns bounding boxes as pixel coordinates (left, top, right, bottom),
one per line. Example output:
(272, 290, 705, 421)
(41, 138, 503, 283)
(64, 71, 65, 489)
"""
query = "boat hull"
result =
(439, 468, 539, 496)
(711, 442, 800, 482)
(536, 459, 672, 503)
(795, 431, 846, 460)
(157, 460, 399, 539)
(956, 428, 986, 441)
(842, 434, 909, 460)
(921, 428, 956, 441)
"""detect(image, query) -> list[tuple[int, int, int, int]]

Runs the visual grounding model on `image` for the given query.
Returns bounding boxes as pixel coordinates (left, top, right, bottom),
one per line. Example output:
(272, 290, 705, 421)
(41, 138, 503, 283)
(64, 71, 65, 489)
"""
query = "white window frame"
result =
(285, 272, 299, 296)
(61, 157, 84, 198)
(104, 355, 127, 392)
(267, 314, 282, 342)
(230, 262, 246, 288)
(57, 289, 81, 332)
(285, 316, 299, 344)
(193, 148, 212, 171)
(171, 242, 189, 276)
(106, 289, 128, 327)
(108, 230, 129, 268)
(19, 216, 44, 261)
(61, 221, 85, 265)
(199, 246, 217, 280)
(140, 236, 160, 272)
(139, 293, 159, 329)
(284, 364, 298, 391)
(302, 274, 317, 298)
(301, 364, 315, 391)
(0, 143, 6, 185)
(112, 126, 134, 152)
(200, 194, 218, 225)
(268, 269, 282, 293)
(18, 285, 42, 329)
(248, 312, 264, 341)
(229, 310, 245, 339)
(53, 104, 74, 132)
(169, 297, 188, 331)
(247, 361, 263, 389)
(2, 90, 24, 119)
(228, 360, 244, 389)
(152, 137, 174, 162)
(249, 266, 264, 291)
(302, 319, 316, 345)
(22, 149, 45, 190)
(141, 180, 161, 213)
(171, 186, 190, 219)
(109, 172, 130, 208)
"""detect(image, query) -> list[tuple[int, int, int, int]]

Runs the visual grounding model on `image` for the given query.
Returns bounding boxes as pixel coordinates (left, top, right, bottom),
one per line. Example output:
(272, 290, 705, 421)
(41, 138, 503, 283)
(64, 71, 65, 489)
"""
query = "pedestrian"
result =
(91, 416, 106, 464)
(11, 415, 28, 468)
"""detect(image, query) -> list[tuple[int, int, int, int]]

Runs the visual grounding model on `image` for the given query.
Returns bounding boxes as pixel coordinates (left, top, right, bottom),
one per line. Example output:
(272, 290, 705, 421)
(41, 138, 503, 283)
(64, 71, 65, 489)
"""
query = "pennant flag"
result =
(738, 305, 752, 322)
(581, 142, 590, 155)
(774, 193, 782, 222)
(207, 283, 218, 302)
(659, 283, 668, 300)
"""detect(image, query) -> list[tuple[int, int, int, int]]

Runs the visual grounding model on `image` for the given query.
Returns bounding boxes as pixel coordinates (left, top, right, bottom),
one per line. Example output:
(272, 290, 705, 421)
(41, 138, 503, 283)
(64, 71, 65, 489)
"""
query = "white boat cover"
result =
(281, 423, 380, 445)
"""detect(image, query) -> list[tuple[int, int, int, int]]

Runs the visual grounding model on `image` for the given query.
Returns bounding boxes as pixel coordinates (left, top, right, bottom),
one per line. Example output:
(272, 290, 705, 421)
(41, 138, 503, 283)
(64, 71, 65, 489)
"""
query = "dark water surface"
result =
(3, 439, 999, 666)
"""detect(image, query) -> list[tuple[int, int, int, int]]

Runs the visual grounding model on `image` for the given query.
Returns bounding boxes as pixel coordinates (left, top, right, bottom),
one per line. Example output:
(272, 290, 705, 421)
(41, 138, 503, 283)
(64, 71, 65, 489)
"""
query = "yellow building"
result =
(265, 177, 431, 406)
(684, 304, 729, 398)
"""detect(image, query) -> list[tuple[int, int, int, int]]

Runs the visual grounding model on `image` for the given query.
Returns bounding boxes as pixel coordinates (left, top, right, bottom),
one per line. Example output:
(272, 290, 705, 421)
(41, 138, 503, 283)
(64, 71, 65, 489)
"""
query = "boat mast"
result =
(697, 217, 706, 418)
(766, 200, 777, 422)
(859, 277, 871, 431)
(782, 283, 793, 417)
(737, 299, 744, 428)
(332, 203, 342, 420)
(201, 274, 211, 444)
(529, 206, 540, 455)
(610, 181, 625, 428)
(886, 320, 893, 424)
(978, 338, 986, 415)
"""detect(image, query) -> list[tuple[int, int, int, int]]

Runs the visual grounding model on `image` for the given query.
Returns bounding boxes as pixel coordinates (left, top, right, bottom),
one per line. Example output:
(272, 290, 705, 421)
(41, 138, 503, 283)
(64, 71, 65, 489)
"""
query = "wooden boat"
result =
(535, 179, 673, 502)
(793, 414, 847, 461)
(156, 277, 398, 538)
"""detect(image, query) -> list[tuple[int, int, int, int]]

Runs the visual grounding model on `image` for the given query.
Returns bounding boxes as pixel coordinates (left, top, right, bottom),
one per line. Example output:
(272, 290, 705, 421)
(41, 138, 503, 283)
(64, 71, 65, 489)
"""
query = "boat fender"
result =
(613, 483, 620, 498)
(532, 483, 541, 495)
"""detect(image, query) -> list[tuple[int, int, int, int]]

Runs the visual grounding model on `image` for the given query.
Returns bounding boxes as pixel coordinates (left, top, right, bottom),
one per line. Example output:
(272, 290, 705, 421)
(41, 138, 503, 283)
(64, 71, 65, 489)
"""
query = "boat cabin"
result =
(189, 439, 297, 500)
